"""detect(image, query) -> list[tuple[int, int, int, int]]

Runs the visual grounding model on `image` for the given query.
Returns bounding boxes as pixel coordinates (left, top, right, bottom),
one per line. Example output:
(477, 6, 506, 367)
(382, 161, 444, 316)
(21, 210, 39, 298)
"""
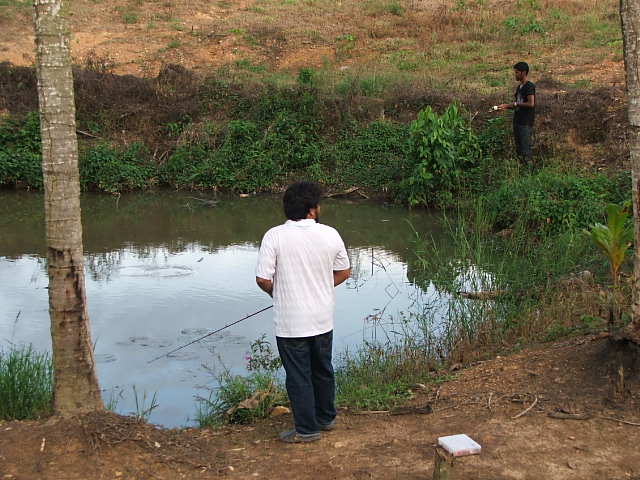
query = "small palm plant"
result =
(583, 201, 633, 287)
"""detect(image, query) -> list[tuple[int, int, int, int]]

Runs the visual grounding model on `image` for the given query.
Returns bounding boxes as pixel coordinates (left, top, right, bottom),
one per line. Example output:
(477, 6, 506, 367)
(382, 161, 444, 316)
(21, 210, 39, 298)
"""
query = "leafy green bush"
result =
(483, 170, 631, 235)
(159, 143, 212, 188)
(79, 142, 157, 193)
(476, 116, 512, 159)
(0, 112, 43, 189)
(204, 120, 278, 192)
(0, 344, 53, 420)
(263, 111, 322, 172)
(398, 103, 481, 207)
(329, 121, 410, 193)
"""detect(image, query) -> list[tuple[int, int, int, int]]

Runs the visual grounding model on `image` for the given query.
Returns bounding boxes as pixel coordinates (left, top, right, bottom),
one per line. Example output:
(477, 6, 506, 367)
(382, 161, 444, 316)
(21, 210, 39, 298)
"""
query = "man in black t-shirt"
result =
(497, 61, 536, 165)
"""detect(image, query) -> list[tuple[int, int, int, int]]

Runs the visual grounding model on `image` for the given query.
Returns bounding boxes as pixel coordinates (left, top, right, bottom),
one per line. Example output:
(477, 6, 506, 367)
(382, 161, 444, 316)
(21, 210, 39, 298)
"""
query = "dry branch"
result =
(511, 395, 538, 419)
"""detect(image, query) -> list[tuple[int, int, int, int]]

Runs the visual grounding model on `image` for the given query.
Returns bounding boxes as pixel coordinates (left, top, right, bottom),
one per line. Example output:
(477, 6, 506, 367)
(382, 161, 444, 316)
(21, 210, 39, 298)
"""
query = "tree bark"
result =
(621, 0, 640, 343)
(33, 0, 104, 415)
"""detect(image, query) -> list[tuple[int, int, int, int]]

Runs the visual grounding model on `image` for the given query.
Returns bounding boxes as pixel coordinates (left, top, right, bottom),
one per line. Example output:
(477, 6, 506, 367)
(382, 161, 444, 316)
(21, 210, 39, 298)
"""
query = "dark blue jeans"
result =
(513, 123, 534, 164)
(276, 330, 336, 436)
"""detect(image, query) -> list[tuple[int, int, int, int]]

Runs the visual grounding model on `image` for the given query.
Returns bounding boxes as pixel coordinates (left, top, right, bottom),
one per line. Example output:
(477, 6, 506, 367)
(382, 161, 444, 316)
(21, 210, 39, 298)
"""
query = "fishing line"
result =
(147, 305, 273, 363)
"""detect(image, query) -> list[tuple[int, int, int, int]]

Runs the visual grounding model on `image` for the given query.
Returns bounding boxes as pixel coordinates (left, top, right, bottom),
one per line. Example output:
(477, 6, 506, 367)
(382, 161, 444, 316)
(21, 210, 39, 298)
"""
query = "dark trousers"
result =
(513, 123, 534, 164)
(276, 330, 336, 436)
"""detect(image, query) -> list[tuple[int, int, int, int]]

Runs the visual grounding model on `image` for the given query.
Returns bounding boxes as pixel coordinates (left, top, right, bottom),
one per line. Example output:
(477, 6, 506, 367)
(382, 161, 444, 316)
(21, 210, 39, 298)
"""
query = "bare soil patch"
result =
(2, 335, 640, 479)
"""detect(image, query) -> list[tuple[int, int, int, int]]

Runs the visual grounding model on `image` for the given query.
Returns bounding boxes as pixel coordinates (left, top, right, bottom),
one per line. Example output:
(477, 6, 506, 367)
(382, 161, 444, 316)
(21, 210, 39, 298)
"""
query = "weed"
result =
(0, 344, 53, 420)
(131, 384, 159, 422)
(195, 335, 286, 426)
(123, 11, 138, 24)
(388, 1, 402, 16)
(234, 58, 265, 72)
(104, 385, 159, 422)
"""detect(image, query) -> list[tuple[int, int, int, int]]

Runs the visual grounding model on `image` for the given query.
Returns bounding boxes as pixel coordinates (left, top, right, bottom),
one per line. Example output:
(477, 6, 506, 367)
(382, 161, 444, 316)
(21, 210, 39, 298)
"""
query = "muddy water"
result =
(0, 190, 443, 427)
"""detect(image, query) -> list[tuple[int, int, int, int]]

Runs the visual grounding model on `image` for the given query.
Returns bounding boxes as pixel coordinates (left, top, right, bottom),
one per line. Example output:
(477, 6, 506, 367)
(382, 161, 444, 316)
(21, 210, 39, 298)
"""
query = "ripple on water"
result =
(223, 334, 247, 345)
(137, 339, 173, 348)
(118, 265, 194, 278)
(180, 328, 209, 336)
(115, 336, 149, 346)
(166, 351, 200, 361)
(94, 353, 117, 363)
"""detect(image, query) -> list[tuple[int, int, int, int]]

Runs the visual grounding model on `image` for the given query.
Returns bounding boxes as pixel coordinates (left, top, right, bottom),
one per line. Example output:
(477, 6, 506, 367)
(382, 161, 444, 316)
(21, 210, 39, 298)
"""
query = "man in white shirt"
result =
(256, 181, 350, 443)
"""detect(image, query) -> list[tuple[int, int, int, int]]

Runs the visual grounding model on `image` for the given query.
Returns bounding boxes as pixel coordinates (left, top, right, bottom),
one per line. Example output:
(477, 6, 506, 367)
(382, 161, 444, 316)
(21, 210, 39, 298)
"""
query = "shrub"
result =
(398, 103, 481, 207)
(483, 171, 631, 235)
(0, 112, 43, 189)
(79, 142, 157, 192)
(159, 143, 212, 188)
(205, 120, 278, 192)
(329, 121, 410, 193)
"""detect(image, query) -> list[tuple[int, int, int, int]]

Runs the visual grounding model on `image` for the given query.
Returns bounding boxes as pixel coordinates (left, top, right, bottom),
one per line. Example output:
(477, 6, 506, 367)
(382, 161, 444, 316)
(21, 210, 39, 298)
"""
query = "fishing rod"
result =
(147, 305, 273, 363)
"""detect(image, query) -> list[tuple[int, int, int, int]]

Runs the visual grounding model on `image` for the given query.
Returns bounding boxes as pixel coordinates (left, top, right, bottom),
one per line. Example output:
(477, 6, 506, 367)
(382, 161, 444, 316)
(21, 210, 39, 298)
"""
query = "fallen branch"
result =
(599, 416, 640, 426)
(548, 412, 593, 420)
(325, 187, 359, 198)
(512, 395, 538, 419)
(433, 401, 481, 413)
(352, 410, 389, 415)
(77, 129, 100, 138)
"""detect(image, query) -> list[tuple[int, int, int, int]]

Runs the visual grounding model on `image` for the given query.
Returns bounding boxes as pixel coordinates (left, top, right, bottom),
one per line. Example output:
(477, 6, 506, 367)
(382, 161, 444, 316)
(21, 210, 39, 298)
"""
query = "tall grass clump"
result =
(0, 344, 53, 420)
(482, 170, 631, 236)
(409, 195, 611, 361)
(195, 335, 287, 427)
(335, 311, 444, 411)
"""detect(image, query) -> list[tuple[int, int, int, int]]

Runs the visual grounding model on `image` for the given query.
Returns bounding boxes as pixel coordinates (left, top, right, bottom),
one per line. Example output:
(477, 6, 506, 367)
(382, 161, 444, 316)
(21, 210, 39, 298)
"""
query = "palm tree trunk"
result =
(34, 0, 104, 415)
(621, 0, 640, 343)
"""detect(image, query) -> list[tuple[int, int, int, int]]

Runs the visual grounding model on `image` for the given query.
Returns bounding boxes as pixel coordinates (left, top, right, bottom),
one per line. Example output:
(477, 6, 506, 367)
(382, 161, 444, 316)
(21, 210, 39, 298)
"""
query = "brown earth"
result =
(2, 334, 640, 479)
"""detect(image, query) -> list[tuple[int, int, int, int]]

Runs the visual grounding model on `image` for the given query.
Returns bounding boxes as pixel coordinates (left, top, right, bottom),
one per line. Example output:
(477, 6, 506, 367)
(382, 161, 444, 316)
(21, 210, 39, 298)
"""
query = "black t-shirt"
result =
(514, 81, 535, 126)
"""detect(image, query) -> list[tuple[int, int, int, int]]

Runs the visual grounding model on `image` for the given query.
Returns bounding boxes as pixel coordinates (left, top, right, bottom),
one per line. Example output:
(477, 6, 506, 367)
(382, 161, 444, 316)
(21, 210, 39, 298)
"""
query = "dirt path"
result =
(2, 334, 639, 479)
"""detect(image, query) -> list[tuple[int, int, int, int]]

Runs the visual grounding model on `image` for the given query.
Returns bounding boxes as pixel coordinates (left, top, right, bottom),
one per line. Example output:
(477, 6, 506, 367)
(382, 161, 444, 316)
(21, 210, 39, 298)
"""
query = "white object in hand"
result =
(492, 105, 498, 111)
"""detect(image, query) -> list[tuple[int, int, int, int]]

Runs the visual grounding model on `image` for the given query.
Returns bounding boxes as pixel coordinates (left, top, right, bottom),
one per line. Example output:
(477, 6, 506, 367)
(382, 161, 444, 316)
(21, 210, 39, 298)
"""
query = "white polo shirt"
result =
(255, 219, 350, 338)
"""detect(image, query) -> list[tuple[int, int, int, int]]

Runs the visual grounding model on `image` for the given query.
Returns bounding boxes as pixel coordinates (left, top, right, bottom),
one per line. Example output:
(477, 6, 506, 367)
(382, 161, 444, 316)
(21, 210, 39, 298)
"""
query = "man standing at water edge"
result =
(255, 181, 350, 443)
(497, 61, 536, 166)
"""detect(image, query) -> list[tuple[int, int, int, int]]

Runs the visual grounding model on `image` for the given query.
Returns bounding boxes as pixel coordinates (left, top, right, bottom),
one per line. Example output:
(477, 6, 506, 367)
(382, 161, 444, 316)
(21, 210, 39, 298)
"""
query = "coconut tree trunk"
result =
(621, 0, 640, 342)
(33, 0, 103, 415)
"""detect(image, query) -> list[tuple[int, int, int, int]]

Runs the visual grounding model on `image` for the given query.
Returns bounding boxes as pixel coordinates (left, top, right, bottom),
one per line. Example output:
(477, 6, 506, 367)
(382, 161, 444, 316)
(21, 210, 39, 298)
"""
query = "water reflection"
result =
(0, 190, 442, 428)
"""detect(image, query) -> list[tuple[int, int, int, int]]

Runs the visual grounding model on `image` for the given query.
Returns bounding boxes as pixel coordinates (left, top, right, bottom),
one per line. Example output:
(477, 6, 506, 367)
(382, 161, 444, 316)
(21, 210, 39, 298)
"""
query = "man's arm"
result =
(256, 276, 273, 297)
(497, 93, 535, 111)
(519, 93, 535, 108)
(333, 268, 350, 287)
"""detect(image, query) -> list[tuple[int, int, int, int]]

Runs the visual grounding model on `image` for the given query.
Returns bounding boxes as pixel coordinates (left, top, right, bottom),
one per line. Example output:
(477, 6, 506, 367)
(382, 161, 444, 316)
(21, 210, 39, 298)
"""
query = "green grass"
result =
(0, 344, 53, 420)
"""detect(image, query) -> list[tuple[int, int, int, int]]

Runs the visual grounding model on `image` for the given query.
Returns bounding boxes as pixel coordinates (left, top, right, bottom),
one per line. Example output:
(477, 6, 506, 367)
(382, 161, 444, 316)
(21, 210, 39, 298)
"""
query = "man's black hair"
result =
(514, 61, 529, 74)
(283, 181, 323, 221)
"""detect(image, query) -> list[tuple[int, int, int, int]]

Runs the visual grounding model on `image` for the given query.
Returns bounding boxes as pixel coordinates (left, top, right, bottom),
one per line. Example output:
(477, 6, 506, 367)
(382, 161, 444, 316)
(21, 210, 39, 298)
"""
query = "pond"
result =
(0, 190, 446, 428)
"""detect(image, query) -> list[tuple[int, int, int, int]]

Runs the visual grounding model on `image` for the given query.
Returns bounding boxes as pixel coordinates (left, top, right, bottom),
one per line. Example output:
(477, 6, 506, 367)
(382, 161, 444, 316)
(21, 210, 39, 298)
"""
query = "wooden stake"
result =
(433, 446, 453, 480)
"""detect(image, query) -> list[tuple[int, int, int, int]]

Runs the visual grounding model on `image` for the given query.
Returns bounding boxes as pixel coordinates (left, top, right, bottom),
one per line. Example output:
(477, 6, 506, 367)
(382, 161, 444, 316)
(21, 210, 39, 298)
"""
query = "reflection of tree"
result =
(85, 251, 126, 282)
(3, 192, 445, 285)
